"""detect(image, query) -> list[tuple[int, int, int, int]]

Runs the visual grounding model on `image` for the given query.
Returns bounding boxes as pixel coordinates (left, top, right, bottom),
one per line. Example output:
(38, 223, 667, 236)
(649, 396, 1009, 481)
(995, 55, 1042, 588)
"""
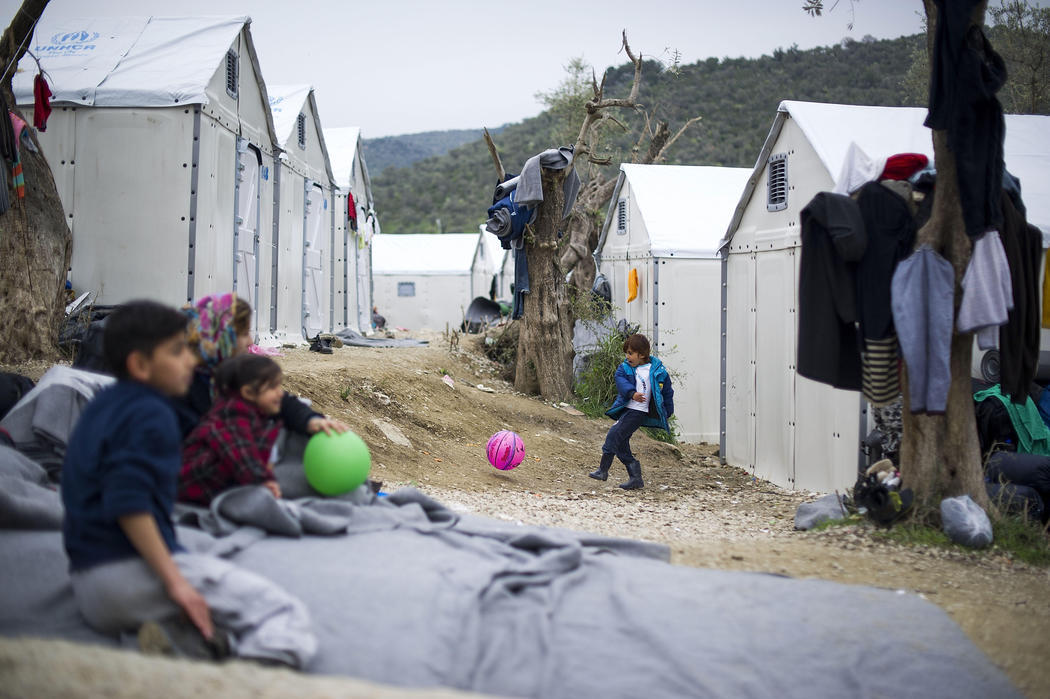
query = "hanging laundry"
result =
(627, 268, 639, 303)
(957, 230, 1012, 350)
(493, 175, 519, 200)
(892, 245, 954, 415)
(997, 192, 1043, 403)
(346, 190, 358, 232)
(486, 187, 533, 246)
(33, 73, 52, 132)
(855, 182, 916, 405)
(925, 0, 1007, 238)
(510, 238, 529, 320)
(797, 192, 866, 391)
(11, 155, 23, 199)
(516, 146, 581, 219)
(879, 153, 928, 182)
(832, 142, 886, 196)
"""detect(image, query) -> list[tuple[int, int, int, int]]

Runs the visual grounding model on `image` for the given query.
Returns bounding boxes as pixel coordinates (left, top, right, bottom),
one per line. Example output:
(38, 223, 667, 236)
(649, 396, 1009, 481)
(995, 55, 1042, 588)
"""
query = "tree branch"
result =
(652, 116, 702, 163)
(1, 0, 50, 89)
(482, 127, 506, 183)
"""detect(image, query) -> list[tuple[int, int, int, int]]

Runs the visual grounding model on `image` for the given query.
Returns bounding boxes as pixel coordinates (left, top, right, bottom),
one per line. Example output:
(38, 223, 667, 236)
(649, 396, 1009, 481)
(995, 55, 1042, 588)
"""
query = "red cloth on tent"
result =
(347, 190, 359, 232)
(33, 74, 52, 132)
(879, 153, 928, 182)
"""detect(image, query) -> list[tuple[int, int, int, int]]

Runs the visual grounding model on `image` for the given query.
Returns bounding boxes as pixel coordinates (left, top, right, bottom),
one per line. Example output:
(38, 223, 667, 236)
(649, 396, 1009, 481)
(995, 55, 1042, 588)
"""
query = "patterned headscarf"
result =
(184, 293, 240, 370)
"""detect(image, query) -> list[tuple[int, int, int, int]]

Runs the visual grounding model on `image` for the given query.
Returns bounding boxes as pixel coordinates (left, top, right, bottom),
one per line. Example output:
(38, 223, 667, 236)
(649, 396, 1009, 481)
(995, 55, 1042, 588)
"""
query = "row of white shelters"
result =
(593, 164, 752, 444)
(267, 84, 349, 340)
(13, 15, 377, 344)
(13, 16, 286, 339)
(324, 126, 378, 333)
(372, 232, 495, 331)
(720, 100, 1050, 493)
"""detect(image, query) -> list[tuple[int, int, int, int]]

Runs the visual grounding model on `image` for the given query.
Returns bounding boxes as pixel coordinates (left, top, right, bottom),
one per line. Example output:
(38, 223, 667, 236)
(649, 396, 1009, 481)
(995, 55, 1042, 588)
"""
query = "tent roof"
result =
(322, 127, 362, 190)
(617, 164, 753, 257)
(477, 225, 502, 270)
(267, 84, 312, 146)
(12, 15, 261, 109)
(724, 101, 1050, 245)
(372, 233, 481, 275)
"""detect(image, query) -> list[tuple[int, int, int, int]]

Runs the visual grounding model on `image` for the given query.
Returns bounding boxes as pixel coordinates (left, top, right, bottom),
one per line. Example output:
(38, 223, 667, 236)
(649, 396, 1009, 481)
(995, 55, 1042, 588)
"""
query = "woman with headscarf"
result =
(172, 294, 347, 439)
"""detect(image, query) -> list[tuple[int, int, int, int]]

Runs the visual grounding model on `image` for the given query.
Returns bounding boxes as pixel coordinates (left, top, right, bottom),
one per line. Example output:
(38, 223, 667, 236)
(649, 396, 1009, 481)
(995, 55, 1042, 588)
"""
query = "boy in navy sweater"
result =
(62, 300, 316, 666)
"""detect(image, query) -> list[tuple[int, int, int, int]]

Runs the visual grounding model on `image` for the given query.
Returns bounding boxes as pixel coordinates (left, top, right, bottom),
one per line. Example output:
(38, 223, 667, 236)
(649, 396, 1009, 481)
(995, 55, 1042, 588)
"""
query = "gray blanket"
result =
(334, 328, 429, 348)
(0, 451, 1020, 698)
(0, 366, 113, 478)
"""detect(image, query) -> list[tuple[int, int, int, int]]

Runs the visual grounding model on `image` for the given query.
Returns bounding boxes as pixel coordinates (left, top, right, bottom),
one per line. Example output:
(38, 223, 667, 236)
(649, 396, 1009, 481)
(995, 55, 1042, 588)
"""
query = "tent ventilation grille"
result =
(225, 50, 239, 99)
(616, 198, 627, 234)
(767, 152, 788, 212)
(297, 113, 307, 149)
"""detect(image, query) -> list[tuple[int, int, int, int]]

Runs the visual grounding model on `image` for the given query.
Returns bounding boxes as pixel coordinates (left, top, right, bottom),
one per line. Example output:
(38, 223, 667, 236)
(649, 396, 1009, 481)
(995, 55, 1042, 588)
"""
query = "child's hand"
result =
(166, 577, 213, 640)
(264, 480, 282, 499)
(307, 416, 350, 436)
(632, 392, 645, 402)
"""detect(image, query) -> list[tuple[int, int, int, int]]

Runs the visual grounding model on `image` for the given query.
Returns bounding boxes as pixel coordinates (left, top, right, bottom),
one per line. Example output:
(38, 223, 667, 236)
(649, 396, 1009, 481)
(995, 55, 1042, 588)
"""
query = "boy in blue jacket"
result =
(589, 334, 674, 490)
(62, 300, 316, 666)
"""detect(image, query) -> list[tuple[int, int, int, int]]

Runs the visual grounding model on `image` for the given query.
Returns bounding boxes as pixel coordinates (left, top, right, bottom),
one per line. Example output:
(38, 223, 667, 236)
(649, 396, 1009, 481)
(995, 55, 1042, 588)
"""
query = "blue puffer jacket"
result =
(605, 357, 675, 432)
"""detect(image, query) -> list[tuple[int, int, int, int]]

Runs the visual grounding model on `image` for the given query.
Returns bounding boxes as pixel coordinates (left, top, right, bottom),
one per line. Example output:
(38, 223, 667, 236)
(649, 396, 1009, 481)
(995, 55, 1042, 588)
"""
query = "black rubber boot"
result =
(589, 453, 615, 481)
(619, 461, 644, 490)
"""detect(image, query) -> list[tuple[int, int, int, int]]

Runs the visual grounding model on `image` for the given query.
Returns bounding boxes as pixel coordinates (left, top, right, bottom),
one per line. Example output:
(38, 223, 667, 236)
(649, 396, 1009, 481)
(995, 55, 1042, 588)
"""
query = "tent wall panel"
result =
(192, 119, 238, 299)
(658, 257, 721, 444)
(67, 108, 195, 306)
(275, 169, 306, 342)
(724, 253, 756, 472)
(753, 248, 796, 488)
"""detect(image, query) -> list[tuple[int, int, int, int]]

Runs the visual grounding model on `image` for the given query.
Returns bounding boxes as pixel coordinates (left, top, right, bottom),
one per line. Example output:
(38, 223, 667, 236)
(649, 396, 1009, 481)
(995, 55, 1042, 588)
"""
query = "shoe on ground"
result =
(138, 616, 231, 662)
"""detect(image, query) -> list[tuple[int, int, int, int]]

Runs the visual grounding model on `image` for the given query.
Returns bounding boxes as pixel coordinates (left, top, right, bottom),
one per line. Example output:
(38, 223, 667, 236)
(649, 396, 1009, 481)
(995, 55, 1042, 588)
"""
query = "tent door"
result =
(302, 182, 328, 338)
(233, 140, 261, 335)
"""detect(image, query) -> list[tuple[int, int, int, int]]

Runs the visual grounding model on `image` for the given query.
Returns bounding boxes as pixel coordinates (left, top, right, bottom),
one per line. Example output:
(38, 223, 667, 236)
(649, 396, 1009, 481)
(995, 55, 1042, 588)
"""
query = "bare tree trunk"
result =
(559, 175, 616, 293)
(900, 1, 990, 512)
(1, 0, 70, 363)
(514, 169, 574, 400)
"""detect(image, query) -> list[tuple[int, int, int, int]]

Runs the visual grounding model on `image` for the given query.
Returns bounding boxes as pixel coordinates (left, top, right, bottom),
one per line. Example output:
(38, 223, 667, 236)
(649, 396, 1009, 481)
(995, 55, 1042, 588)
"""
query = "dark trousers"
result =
(602, 408, 647, 465)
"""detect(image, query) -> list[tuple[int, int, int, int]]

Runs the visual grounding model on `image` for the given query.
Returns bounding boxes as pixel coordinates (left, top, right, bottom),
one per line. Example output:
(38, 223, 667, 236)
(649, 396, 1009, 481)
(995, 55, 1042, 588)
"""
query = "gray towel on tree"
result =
(516, 146, 582, 219)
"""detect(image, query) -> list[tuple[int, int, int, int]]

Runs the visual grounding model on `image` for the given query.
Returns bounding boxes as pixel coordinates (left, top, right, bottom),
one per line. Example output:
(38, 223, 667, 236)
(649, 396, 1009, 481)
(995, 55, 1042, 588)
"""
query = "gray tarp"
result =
(0, 482, 1021, 698)
(0, 377, 1022, 698)
(334, 328, 429, 348)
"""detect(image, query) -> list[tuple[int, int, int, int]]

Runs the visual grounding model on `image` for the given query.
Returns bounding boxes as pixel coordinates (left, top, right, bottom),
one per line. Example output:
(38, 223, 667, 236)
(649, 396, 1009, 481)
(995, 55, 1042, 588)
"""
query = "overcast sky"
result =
(0, 0, 1002, 138)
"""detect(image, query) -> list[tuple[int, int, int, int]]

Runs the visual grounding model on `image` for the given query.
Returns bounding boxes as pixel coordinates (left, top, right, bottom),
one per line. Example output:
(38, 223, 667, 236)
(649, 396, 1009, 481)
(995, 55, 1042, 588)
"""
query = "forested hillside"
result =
(372, 34, 923, 234)
(362, 128, 505, 176)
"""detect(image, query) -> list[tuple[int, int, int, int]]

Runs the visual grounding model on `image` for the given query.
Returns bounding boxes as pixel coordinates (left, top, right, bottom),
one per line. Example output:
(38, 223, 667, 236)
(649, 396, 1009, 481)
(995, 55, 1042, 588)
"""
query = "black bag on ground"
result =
(0, 372, 34, 421)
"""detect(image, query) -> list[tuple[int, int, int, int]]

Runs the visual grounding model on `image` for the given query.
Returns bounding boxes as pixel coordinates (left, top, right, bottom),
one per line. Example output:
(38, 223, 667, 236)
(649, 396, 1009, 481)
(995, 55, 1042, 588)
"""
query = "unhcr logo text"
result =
(37, 30, 101, 53)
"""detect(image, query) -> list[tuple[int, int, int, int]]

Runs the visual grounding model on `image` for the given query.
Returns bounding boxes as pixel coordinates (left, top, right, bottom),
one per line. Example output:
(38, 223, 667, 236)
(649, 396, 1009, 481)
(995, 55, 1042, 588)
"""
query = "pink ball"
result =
(486, 430, 525, 470)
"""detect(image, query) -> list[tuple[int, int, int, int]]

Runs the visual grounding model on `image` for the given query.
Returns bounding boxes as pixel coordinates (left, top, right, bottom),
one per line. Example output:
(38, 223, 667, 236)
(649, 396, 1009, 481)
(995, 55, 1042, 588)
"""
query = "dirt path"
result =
(278, 335, 1050, 698)
(4, 336, 1049, 697)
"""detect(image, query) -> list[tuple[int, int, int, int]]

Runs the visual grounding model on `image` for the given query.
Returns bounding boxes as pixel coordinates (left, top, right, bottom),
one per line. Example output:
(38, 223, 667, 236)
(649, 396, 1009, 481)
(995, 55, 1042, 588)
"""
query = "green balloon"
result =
(302, 430, 372, 496)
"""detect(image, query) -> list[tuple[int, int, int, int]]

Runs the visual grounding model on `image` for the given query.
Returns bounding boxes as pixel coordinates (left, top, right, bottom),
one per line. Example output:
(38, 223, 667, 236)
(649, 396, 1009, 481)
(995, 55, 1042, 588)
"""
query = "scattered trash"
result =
(557, 404, 585, 416)
(794, 493, 849, 531)
(442, 375, 455, 390)
(475, 383, 496, 393)
(248, 345, 283, 357)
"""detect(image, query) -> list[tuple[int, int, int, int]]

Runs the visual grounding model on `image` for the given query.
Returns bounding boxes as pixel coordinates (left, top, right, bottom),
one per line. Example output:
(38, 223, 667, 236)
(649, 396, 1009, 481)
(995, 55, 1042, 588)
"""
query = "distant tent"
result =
(720, 100, 1050, 493)
(324, 126, 380, 333)
(594, 164, 751, 445)
(267, 84, 343, 340)
(13, 16, 290, 341)
(371, 233, 488, 331)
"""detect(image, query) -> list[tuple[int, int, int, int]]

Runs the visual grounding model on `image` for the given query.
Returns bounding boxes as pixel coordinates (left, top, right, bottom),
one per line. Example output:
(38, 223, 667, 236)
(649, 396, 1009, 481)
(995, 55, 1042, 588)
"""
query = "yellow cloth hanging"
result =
(1043, 248, 1050, 328)
(627, 268, 639, 302)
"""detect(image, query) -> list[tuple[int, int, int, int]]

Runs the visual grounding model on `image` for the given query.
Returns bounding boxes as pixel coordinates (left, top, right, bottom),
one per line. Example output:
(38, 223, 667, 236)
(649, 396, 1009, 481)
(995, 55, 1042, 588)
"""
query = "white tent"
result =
(474, 226, 501, 302)
(594, 164, 752, 444)
(267, 84, 341, 342)
(720, 100, 1050, 493)
(372, 233, 486, 331)
(496, 249, 514, 302)
(324, 126, 379, 333)
(13, 16, 282, 341)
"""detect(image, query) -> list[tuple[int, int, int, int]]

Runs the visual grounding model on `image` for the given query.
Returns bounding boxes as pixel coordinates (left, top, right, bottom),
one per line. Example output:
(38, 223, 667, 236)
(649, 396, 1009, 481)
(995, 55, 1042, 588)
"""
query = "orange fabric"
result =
(627, 268, 639, 302)
(1043, 248, 1050, 328)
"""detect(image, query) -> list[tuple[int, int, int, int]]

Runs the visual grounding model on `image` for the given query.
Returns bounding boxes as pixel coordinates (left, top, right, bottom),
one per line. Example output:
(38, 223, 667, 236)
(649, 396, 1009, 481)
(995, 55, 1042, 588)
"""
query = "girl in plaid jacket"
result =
(178, 354, 285, 505)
